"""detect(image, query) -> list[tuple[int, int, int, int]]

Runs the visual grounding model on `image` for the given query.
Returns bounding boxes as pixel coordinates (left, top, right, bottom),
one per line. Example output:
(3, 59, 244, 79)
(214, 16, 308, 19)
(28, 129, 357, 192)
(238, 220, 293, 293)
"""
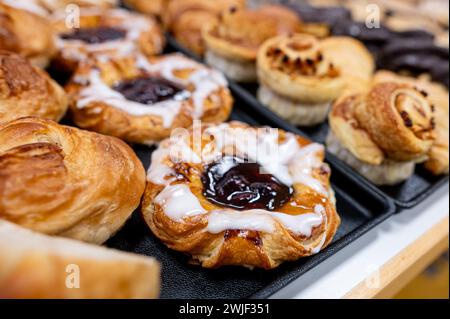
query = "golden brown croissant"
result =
(256, 33, 374, 126)
(0, 51, 68, 125)
(52, 8, 164, 73)
(203, 5, 302, 82)
(373, 71, 449, 175)
(66, 54, 233, 145)
(142, 122, 340, 269)
(0, 2, 55, 68)
(0, 220, 160, 299)
(123, 0, 169, 18)
(328, 81, 437, 185)
(163, 0, 246, 56)
(0, 117, 146, 244)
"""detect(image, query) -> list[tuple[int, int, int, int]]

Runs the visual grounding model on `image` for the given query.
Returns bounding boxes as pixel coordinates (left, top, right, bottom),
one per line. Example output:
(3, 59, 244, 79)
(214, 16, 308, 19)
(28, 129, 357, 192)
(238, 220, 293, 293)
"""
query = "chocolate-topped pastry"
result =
(60, 27, 127, 44)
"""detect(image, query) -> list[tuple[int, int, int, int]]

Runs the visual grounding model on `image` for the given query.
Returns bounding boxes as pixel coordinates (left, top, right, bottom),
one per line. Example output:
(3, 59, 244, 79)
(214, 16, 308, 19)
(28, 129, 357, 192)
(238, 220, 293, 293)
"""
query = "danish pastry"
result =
(142, 122, 340, 269)
(66, 54, 233, 145)
(0, 220, 160, 299)
(203, 5, 302, 82)
(373, 71, 449, 176)
(257, 34, 374, 126)
(0, 51, 68, 125)
(0, 2, 56, 68)
(0, 117, 146, 244)
(328, 81, 437, 185)
(52, 8, 164, 73)
(164, 0, 246, 56)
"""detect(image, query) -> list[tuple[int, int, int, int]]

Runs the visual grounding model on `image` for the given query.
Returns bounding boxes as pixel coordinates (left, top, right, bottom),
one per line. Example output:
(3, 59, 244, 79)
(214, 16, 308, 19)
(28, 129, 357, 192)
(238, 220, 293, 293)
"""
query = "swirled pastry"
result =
(373, 71, 449, 175)
(0, 220, 160, 299)
(328, 81, 437, 185)
(257, 34, 374, 126)
(142, 122, 340, 269)
(0, 2, 55, 68)
(0, 51, 68, 125)
(66, 54, 233, 145)
(203, 5, 302, 82)
(0, 117, 146, 244)
(52, 8, 164, 73)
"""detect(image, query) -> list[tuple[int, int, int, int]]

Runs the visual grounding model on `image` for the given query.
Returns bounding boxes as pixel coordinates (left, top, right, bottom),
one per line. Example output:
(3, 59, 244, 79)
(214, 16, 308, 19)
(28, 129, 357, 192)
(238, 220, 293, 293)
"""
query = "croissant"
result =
(373, 71, 449, 175)
(66, 54, 233, 145)
(163, 0, 245, 56)
(328, 81, 437, 185)
(52, 8, 164, 73)
(0, 51, 68, 125)
(203, 5, 302, 82)
(0, 2, 55, 68)
(257, 33, 374, 126)
(0, 117, 146, 244)
(142, 122, 340, 269)
(0, 220, 160, 299)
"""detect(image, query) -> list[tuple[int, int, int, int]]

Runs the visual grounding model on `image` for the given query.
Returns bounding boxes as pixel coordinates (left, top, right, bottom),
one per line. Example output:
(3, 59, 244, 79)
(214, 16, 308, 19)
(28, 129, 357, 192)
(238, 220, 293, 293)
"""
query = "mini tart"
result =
(0, 2, 56, 68)
(52, 8, 164, 73)
(66, 54, 233, 145)
(142, 122, 340, 269)
(328, 82, 437, 186)
(163, 0, 246, 56)
(203, 5, 302, 82)
(0, 51, 68, 125)
(257, 34, 374, 126)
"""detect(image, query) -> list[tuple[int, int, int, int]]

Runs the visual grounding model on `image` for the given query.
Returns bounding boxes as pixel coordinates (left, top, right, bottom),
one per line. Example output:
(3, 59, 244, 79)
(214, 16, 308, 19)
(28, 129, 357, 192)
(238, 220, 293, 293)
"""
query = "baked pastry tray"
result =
(166, 37, 449, 209)
(105, 104, 395, 299)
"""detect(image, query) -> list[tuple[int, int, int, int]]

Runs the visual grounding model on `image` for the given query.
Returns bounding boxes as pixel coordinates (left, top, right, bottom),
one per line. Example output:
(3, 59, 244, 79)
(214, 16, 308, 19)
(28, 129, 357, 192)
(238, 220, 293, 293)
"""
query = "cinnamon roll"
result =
(0, 117, 146, 244)
(142, 122, 340, 269)
(257, 34, 374, 126)
(0, 220, 160, 299)
(0, 2, 56, 68)
(164, 0, 246, 56)
(0, 51, 68, 125)
(328, 81, 437, 185)
(373, 71, 449, 176)
(52, 8, 164, 73)
(203, 5, 302, 82)
(66, 54, 233, 145)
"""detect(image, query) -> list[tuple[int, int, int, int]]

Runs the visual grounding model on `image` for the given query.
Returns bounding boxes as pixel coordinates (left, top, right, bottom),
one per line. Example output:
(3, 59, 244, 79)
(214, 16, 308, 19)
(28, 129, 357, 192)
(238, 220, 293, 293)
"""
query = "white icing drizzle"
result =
(147, 123, 331, 246)
(75, 70, 183, 127)
(138, 54, 228, 119)
(1, 0, 48, 16)
(55, 8, 156, 61)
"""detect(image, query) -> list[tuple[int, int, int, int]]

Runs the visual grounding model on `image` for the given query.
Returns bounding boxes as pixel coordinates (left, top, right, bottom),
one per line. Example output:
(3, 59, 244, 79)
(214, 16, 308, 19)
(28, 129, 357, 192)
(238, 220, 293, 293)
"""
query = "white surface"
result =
(272, 183, 450, 299)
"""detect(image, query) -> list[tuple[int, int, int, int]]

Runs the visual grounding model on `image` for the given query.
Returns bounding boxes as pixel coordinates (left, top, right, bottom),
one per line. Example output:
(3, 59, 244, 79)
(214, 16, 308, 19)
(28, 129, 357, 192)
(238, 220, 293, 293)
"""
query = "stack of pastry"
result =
(256, 33, 374, 126)
(327, 73, 446, 185)
(202, 5, 302, 82)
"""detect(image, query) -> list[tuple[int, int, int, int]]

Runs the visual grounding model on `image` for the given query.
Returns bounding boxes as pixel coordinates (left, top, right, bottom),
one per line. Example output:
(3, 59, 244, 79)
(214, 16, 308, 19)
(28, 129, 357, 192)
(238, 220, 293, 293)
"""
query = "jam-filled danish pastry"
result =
(142, 122, 340, 269)
(0, 2, 56, 68)
(327, 81, 437, 185)
(52, 8, 164, 73)
(66, 54, 233, 145)
(257, 34, 374, 126)
(203, 5, 302, 82)
(0, 117, 146, 244)
(0, 51, 68, 125)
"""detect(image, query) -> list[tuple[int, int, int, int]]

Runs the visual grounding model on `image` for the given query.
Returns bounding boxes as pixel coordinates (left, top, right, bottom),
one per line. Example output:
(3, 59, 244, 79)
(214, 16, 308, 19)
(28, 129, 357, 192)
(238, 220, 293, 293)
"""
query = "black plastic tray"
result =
(106, 104, 395, 299)
(166, 36, 449, 209)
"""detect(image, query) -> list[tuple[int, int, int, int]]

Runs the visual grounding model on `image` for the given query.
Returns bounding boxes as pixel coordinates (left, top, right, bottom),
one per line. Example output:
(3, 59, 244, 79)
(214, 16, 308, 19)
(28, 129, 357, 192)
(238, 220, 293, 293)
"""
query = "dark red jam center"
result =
(202, 157, 294, 211)
(113, 76, 184, 105)
(60, 26, 127, 44)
